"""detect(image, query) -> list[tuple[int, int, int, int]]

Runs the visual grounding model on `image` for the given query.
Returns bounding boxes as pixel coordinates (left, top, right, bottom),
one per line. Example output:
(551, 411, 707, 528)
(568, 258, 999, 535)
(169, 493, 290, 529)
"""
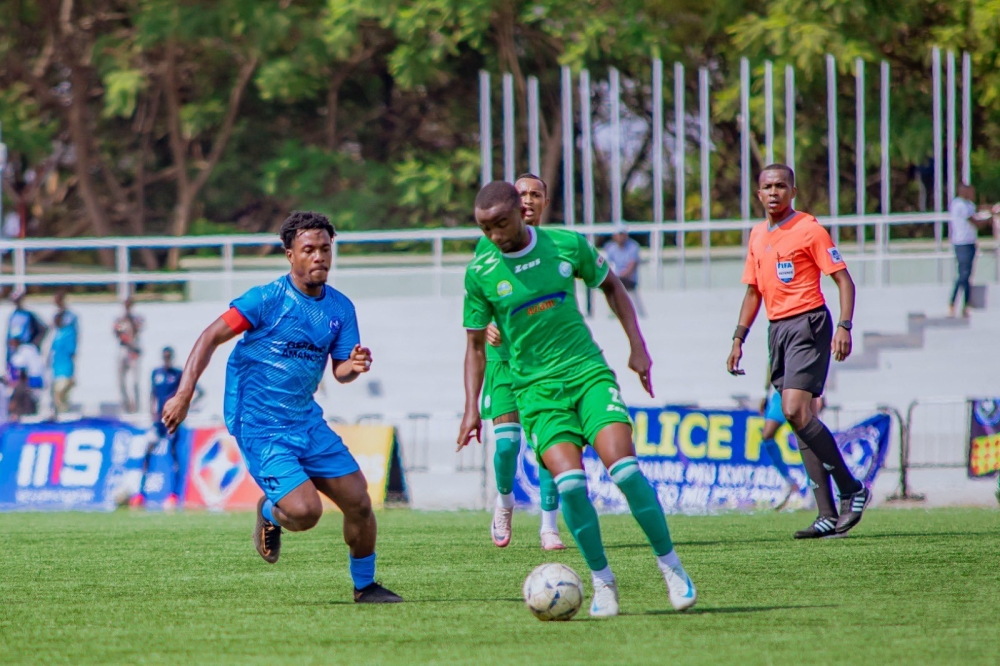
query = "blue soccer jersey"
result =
(151, 367, 183, 418)
(224, 275, 360, 439)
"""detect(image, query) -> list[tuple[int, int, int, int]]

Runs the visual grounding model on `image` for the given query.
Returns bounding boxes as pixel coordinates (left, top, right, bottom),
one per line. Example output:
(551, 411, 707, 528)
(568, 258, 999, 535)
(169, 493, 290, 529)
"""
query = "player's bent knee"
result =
(279, 498, 323, 531)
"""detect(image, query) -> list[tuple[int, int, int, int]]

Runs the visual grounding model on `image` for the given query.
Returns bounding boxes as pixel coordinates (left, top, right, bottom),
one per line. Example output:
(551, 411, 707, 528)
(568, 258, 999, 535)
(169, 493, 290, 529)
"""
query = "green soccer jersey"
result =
(463, 226, 611, 388)
(476, 237, 511, 363)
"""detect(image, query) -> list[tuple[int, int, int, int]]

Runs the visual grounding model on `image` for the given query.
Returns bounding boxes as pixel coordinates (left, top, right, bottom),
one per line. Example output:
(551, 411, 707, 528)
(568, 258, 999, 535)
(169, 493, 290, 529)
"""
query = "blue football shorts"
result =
(236, 420, 360, 503)
(764, 391, 786, 425)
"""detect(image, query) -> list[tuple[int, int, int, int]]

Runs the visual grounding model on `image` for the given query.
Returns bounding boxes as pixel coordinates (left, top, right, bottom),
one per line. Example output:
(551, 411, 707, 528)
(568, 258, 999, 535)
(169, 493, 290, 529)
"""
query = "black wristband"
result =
(733, 325, 750, 342)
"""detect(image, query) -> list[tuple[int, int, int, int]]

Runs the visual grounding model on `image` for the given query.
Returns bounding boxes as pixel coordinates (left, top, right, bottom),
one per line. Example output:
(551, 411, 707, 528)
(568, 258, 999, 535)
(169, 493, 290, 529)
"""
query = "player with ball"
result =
(459, 181, 697, 617)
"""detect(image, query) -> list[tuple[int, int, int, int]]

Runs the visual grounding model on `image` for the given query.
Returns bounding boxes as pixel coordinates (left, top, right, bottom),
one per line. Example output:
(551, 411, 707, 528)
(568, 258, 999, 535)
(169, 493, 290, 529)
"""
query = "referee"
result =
(727, 164, 869, 539)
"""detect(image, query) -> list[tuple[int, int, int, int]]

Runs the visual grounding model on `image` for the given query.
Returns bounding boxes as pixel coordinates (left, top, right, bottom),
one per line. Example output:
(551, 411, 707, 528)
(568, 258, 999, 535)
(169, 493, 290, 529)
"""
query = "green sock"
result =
(493, 423, 521, 496)
(555, 470, 608, 571)
(538, 465, 559, 512)
(609, 456, 674, 556)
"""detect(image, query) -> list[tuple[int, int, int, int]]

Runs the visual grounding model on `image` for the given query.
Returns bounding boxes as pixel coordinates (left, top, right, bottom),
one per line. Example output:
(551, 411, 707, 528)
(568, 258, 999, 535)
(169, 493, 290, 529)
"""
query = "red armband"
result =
(222, 307, 252, 333)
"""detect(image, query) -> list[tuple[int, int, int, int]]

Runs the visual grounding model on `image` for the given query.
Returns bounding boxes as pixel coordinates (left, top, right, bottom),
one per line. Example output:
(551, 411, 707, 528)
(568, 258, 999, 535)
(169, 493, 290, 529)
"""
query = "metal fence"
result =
(482, 48, 972, 243)
(1, 210, 995, 299)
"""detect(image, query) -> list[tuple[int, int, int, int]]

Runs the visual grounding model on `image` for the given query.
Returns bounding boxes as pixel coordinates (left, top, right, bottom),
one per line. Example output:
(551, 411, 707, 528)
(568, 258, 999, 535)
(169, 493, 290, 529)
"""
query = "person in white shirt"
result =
(948, 184, 996, 318)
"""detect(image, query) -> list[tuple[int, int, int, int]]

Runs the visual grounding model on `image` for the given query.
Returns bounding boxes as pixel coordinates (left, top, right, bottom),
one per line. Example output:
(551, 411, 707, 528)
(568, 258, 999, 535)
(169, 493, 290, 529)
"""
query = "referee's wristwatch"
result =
(837, 320, 853, 331)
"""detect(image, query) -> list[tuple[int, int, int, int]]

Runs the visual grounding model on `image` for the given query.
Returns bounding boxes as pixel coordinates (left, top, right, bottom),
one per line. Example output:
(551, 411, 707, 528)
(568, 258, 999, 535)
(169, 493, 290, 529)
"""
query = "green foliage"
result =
(392, 147, 480, 225)
(0, 84, 56, 159)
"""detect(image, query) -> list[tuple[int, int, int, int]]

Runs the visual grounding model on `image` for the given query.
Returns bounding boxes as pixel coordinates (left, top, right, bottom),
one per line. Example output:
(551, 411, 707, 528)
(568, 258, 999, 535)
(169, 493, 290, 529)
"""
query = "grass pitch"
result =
(1, 507, 997, 665)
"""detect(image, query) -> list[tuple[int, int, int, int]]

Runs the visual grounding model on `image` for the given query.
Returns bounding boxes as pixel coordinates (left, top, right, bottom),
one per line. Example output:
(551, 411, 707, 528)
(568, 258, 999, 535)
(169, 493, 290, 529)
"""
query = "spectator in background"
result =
(603, 224, 645, 317)
(131, 346, 202, 510)
(8, 372, 37, 420)
(6, 289, 47, 365)
(113, 297, 143, 413)
(50, 292, 79, 417)
(8, 337, 45, 419)
(947, 184, 996, 318)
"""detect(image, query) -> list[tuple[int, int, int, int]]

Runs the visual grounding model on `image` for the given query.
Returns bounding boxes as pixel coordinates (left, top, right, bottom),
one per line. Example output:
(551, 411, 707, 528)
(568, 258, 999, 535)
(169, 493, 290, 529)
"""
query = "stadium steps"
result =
(830, 313, 971, 379)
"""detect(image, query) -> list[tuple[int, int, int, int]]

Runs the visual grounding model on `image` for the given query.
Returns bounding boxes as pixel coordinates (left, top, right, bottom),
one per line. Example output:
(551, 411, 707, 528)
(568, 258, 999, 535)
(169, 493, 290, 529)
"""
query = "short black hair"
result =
(515, 173, 548, 195)
(759, 164, 795, 186)
(475, 181, 520, 213)
(279, 211, 336, 250)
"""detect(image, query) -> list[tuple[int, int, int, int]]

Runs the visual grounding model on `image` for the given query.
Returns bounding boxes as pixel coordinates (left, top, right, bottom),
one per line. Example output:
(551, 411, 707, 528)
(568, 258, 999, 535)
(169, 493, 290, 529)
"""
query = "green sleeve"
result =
(463, 270, 492, 330)
(574, 232, 611, 288)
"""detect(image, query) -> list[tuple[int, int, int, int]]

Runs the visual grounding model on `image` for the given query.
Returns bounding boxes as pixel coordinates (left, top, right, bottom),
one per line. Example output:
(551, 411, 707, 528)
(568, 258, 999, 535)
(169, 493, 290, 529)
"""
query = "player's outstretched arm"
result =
(457, 329, 487, 451)
(728, 285, 762, 376)
(829, 269, 855, 362)
(161, 317, 239, 433)
(599, 271, 654, 397)
(332, 344, 372, 384)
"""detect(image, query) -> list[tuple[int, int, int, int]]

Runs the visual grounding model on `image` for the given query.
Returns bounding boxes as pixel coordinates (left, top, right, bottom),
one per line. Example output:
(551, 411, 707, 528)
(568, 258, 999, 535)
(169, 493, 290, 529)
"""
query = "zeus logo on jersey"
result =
(474, 255, 500, 275)
(514, 258, 541, 273)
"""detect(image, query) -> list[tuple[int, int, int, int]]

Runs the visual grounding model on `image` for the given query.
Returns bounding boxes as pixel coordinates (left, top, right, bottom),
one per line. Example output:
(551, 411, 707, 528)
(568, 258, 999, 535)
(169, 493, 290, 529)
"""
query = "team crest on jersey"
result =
(330, 319, 341, 331)
(776, 260, 795, 283)
(497, 280, 513, 297)
(828, 247, 844, 263)
(558, 261, 572, 278)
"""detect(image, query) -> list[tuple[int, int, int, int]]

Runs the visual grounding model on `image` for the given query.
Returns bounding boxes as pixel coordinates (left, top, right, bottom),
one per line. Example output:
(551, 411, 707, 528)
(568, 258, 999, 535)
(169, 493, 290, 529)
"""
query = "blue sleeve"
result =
(330, 297, 360, 361)
(230, 285, 269, 329)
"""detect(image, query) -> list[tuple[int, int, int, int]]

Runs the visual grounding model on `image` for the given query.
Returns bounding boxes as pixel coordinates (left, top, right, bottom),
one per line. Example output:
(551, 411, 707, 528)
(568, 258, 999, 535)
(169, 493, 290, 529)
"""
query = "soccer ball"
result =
(522, 563, 584, 621)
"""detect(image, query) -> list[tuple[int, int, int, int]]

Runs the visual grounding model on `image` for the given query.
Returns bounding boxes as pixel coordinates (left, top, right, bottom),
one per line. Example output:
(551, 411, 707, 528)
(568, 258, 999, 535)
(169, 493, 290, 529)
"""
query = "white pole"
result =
(503, 72, 515, 182)
(962, 52, 971, 186)
(479, 71, 491, 185)
(764, 60, 774, 166)
(826, 54, 839, 243)
(610, 67, 622, 223)
(528, 76, 541, 176)
(856, 58, 865, 251)
(652, 59, 664, 224)
(946, 51, 956, 203)
(880, 61, 890, 286)
(740, 58, 750, 231)
(675, 62, 686, 288)
(786, 65, 795, 172)
(932, 47, 943, 260)
(580, 70, 594, 225)
(561, 66, 574, 226)
(700, 67, 711, 287)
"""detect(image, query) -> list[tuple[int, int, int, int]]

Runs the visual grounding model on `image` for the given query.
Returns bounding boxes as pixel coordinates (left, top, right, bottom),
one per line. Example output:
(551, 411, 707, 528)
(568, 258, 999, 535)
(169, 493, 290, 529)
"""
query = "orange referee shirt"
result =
(741, 211, 846, 321)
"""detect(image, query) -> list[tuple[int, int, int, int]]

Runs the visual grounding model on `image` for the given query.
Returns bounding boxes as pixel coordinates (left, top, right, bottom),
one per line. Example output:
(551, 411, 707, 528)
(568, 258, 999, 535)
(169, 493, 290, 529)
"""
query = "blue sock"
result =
(261, 499, 277, 524)
(350, 553, 376, 590)
(762, 439, 792, 481)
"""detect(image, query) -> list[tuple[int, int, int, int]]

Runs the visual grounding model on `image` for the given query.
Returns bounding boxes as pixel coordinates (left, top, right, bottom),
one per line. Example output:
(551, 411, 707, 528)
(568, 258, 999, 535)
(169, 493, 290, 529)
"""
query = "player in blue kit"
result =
(161, 211, 402, 604)
(131, 346, 202, 510)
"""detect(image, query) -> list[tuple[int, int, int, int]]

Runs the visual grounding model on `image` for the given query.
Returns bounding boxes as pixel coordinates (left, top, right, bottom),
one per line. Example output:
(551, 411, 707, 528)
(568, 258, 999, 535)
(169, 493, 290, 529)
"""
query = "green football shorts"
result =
(516, 365, 631, 459)
(481, 360, 519, 421)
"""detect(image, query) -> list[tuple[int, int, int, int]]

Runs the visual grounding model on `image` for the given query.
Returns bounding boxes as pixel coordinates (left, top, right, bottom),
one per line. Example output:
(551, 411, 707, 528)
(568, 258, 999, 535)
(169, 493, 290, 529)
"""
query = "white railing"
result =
(0, 212, 995, 299)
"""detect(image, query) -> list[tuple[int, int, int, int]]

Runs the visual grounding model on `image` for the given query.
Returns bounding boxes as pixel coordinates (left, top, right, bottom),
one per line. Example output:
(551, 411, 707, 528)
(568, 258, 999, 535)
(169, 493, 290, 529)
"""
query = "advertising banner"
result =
(968, 399, 1000, 478)
(182, 423, 400, 511)
(512, 406, 891, 514)
(0, 419, 187, 510)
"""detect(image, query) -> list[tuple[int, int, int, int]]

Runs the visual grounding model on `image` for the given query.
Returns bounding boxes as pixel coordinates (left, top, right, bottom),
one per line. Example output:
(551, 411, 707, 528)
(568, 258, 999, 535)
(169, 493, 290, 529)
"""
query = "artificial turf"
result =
(1, 507, 997, 664)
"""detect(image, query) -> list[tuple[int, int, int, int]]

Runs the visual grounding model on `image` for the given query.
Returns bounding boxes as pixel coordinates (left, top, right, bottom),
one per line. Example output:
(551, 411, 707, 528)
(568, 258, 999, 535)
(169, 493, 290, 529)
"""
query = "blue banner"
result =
(513, 406, 891, 514)
(0, 419, 192, 511)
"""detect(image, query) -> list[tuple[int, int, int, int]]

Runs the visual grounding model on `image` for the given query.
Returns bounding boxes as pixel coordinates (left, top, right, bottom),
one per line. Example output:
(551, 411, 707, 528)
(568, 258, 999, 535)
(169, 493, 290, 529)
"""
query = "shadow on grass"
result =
(323, 597, 524, 606)
(634, 603, 835, 617)
(846, 531, 998, 541)
(605, 537, 787, 550)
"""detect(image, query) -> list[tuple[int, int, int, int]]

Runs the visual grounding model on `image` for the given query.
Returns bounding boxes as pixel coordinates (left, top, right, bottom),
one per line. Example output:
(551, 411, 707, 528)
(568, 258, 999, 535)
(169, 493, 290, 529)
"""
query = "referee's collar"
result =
(767, 209, 799, 232)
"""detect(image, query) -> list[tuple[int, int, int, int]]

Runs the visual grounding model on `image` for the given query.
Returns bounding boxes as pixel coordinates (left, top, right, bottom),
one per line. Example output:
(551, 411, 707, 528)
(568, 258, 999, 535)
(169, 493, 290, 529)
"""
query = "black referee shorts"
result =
(767, 306, 833, 396)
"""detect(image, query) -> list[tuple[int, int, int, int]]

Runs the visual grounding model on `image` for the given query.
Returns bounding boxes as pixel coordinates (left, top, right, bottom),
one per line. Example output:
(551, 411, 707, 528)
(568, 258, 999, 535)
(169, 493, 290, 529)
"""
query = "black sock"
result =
(799, 445, 838, 518)
(795, 417, 863, 495)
